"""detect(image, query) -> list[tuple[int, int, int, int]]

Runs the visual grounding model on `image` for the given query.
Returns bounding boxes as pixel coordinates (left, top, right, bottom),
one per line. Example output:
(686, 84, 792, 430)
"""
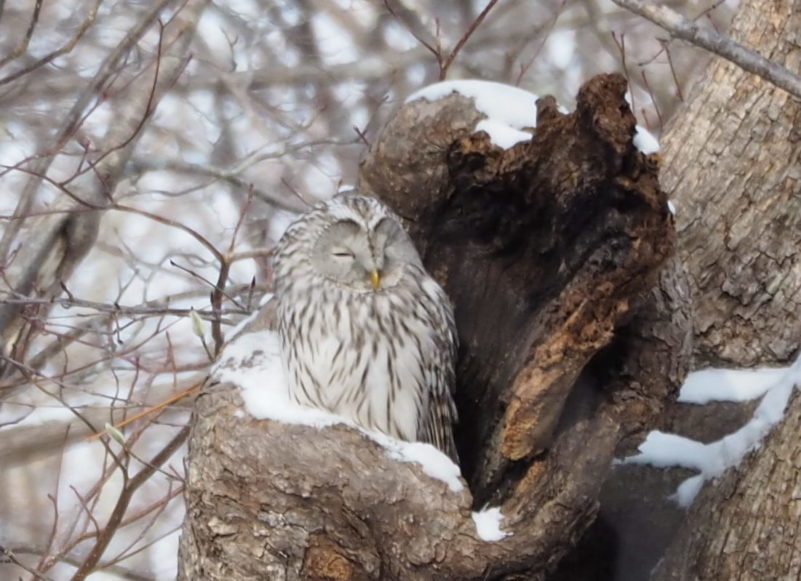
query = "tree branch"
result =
(611, 0, 801, 99)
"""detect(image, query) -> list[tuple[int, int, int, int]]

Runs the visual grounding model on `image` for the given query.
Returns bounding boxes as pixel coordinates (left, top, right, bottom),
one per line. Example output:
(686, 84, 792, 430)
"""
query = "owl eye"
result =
(332, 249, 354, 259)
(374, 217, 398, 238)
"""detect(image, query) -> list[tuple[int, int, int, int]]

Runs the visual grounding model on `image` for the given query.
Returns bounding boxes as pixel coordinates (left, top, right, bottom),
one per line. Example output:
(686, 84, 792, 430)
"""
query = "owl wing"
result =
(417, 279, 459, 463)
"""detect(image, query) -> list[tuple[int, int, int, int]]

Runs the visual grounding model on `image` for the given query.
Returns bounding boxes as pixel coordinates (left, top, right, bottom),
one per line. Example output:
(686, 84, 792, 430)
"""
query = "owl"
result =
(272, 194, 459, 461)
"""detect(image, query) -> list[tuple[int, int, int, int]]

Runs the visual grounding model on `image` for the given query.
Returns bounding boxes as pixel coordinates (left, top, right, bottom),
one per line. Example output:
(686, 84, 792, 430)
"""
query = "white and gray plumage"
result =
(273, 194, 459, 461)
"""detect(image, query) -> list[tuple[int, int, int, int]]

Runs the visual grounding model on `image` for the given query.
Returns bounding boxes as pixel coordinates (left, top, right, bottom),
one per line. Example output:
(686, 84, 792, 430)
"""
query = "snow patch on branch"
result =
(475, 119, 533, 149)
(407, 79, 660, 156)
(472, 506, 510, 542)
(678, 364, 789, 404)
(633, 125, 660, 154)
(216, 330, 343, 428)
(622, 353, 801, 506)
(214, 329, 464, 492)
(406, 80, 539, 149)
(372, 433, 464, 492)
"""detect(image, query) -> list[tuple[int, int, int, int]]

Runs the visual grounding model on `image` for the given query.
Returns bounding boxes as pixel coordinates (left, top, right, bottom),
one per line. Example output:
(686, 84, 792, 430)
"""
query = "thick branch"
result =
(180, 378, 621, 580)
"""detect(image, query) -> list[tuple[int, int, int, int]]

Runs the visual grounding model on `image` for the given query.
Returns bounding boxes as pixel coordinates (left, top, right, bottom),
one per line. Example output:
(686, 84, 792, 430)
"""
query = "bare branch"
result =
(440, 0, 500, 79)
(612, 0, 801, 99)
(0, 0, 102, 86)
(0, 0, 177, 258)
(70, 425, 189, 580)
(383, 0, 440, 61)
(0, 0, 43, 70)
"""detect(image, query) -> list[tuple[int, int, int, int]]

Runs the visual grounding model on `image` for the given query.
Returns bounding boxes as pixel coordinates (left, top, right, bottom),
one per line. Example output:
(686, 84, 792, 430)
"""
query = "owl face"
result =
(308, 200, 423, 292)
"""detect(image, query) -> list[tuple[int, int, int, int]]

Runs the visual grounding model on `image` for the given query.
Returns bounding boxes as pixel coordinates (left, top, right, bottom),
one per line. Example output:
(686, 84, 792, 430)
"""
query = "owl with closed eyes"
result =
(272, 194, 458, 461)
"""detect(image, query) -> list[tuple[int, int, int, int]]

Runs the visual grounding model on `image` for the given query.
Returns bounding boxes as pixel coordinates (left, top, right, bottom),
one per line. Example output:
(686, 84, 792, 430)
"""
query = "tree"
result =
(2, 0, 798, 579)
(649, 0, 801, 577)
(559, 0, 801, 578)
(179, 73, 683, 580)
(180, 0, 801, 579)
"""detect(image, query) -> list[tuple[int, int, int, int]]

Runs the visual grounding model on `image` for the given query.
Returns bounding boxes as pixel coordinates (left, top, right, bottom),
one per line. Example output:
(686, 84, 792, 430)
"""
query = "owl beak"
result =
(370, 269, 381, 289)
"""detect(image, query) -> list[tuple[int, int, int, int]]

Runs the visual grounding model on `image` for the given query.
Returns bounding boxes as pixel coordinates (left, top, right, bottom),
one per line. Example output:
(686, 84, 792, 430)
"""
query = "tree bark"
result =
(662, 0, 801, 368)
(360, 75, 684, 500)
(179, 74, 687, 579)
(649, 0, 801, 578)
(653, 389, 801, 581)
(557, 1, 801, 579)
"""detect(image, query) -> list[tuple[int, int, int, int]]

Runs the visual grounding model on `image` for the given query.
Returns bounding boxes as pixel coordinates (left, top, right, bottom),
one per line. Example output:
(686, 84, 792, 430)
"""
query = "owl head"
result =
(275, 194, 424, 293)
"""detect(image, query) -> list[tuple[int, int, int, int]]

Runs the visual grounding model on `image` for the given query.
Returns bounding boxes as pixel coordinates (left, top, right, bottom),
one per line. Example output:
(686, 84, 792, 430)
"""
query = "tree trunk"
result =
(554, 1, 801, 578)
(178, 74, 686, 579)
(653, 388, 801, 581)
(663, 0, 801, 368)
(651, 0, 801, 578)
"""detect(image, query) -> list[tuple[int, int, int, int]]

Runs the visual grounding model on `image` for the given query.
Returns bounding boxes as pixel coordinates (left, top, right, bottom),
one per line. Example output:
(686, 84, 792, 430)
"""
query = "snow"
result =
(214, 330, 464, 492)
(633, 125, 660, 154)
(625, 90, 661, 154)
(678, 364, 790, 404)
(405, 80, 538, 149)
(371, 432, 463, 492)
(406, 80, 659, 155)
(475, 119, 533, 149)
(667, 200, 676, 215)
(623, 353, 801, 506)
(406, 80, 539, 124)
(472, 506, 510, 542)
(215, 330, 342, 428)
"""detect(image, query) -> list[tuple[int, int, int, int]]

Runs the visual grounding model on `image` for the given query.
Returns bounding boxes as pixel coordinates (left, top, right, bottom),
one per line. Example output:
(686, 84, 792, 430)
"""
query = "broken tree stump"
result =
(179, 73, 690, 580)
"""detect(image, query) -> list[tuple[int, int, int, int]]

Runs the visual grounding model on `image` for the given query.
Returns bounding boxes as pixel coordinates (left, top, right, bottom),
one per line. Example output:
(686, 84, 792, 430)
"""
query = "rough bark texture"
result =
(652, 390, 801, 581)
(361, 75, 684, 502)
(179, 380, 617, 581)
(662, 0, 801, 368)
(644, 0, 801, 578)
(559, 1, 801, 579)
(180, 73, 688, 580)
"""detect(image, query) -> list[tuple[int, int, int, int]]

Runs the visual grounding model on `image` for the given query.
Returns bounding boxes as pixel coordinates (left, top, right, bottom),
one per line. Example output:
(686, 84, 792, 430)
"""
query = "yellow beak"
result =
(370, 269, 381, 289)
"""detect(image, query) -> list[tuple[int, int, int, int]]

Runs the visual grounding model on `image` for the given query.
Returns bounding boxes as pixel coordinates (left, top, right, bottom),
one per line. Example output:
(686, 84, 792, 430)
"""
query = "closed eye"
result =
(332, 250, 354, 258)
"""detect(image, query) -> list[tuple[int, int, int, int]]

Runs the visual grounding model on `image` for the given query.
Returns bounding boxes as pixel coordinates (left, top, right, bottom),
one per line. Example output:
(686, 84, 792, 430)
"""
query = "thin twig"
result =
(612, 0, 801, 99)
(0, 0, 102, 85)
(383, 0, 440, 61)
(664, 41, 684, 102)
(0, 0, 43, 69)
(85, 385, 201, 441)
(0, 295, 250, 320)
(69, 425, 190, 581)
(210, 258, 230, 356)
(0, 0, 176, 258)
(611, 32, 634, 114)
(640, 70, 663, 129)
(439, 0, 499, 79)
(114, 204, 224, 263)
